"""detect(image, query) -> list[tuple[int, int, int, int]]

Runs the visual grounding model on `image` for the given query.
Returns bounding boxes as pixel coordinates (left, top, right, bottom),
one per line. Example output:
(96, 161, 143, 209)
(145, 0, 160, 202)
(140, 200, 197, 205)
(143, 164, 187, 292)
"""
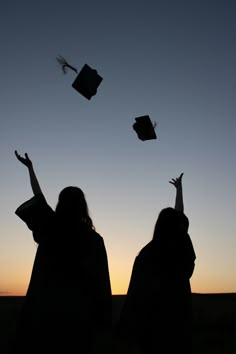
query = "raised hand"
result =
(169, 173, 184, 212)
(15, 150, 42, 195)
(169, 173, 184, 189)
(15, 150, 33, 169)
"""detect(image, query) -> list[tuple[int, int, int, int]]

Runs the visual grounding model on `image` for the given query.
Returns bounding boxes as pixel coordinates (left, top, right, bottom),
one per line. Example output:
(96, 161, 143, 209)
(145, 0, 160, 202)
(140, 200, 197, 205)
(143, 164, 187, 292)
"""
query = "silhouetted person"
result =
(10, 151, 112, 354)
(118, 173, 196, 354)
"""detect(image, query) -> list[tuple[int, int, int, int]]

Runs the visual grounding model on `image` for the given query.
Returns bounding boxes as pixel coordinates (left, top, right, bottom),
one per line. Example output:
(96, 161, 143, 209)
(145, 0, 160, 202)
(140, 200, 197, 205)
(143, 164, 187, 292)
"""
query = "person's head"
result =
(152, 207, 189, 242)
(55, 186, 94, 230)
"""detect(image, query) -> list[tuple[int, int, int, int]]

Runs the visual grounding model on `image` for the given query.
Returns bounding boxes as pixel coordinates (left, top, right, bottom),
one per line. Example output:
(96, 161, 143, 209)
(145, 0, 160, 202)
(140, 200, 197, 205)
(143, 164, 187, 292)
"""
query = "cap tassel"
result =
(56, 55, 78, 74)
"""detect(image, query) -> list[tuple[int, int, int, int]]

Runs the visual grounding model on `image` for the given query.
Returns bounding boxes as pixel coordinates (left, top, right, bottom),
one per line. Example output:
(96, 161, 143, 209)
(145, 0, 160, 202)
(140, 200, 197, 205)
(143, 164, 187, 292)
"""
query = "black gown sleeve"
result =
(15, 194, 54, 242)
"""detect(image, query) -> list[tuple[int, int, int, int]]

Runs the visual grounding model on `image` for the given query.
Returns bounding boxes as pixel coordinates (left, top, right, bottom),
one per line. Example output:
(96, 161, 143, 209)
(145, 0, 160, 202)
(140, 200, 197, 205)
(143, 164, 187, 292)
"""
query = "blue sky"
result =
(1, 0, 236, 295)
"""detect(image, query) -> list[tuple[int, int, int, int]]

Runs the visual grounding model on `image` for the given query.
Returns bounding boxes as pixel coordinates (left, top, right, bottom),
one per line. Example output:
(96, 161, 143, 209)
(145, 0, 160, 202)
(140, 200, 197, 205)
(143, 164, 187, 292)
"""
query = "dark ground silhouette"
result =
(1, 294, 236, 354)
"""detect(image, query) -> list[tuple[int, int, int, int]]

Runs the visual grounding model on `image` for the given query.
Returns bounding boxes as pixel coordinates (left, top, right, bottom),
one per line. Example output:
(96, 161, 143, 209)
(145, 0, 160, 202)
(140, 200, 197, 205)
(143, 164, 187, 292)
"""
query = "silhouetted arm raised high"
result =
(15, 150, 43, 196)
(169, 173, 184, 212)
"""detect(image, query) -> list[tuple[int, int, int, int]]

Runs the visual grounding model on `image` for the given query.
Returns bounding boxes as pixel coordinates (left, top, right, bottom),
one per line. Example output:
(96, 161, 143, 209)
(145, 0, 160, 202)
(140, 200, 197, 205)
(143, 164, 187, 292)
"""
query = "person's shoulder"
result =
(137, 241, 153, 259)
(89, 229, 104, 242)
(90, 229, 102, 237)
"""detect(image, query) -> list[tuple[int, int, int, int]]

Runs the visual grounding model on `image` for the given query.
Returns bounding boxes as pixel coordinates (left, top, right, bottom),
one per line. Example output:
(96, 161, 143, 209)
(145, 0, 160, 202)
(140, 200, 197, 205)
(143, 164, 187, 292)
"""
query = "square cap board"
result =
(133, 115, 157, 141)
(72, 64, 103, 99)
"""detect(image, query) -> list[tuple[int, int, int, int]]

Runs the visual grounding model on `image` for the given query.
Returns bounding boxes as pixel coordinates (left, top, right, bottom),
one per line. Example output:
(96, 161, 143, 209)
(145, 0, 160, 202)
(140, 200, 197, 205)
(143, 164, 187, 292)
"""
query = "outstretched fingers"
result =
(169, 173, 184, 187)
(14, 150, 32, 167)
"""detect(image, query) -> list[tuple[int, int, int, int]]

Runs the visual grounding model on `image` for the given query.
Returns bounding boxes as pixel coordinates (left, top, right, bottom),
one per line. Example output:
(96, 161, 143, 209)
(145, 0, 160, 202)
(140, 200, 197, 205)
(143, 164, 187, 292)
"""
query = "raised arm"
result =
(169, 173, 184, 212)
(15, 150, 43, 196)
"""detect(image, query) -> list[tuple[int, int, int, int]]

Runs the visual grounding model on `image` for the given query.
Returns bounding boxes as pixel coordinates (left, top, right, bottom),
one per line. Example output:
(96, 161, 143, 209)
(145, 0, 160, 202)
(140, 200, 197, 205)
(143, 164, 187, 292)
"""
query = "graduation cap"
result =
(56, 55, 103, 100)
(133, 115, 157, 141)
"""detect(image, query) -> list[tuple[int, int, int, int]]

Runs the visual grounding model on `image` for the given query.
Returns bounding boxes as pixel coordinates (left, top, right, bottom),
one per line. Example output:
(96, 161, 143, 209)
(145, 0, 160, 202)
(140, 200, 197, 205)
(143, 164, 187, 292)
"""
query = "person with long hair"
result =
(10, 151, 112, 354)
(119, 173, 196, 354)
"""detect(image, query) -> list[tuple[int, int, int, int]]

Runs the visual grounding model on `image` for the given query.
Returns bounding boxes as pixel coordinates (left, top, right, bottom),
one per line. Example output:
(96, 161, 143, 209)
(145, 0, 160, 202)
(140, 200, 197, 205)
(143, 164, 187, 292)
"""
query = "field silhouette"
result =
(1, 293, 236, 353)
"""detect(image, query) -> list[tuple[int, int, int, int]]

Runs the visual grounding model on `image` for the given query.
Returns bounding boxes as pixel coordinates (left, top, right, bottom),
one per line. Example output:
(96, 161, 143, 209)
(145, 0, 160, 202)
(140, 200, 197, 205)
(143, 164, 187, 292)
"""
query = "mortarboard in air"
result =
(72, 64, 103, 100)
(56, 55, 103, 100)
(133, 115, 157, 141)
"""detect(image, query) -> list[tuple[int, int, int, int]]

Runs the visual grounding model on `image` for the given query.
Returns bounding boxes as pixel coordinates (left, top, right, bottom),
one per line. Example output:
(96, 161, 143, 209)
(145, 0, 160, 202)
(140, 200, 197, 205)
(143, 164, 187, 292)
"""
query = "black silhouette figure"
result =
(10, 151, 112, 354)
(119, 173, 196, 354)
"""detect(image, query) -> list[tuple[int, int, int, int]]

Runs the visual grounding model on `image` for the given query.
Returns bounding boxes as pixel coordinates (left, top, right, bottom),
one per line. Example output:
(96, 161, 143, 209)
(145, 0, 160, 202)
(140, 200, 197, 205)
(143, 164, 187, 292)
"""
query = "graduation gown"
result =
(119, 230, 196, 354)
(11, 194, 112, 353)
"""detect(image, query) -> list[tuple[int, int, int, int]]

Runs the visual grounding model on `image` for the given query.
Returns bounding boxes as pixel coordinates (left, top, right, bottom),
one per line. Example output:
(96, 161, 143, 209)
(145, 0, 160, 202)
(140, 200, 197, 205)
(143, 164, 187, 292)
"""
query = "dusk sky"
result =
(1, 0, 236, 295)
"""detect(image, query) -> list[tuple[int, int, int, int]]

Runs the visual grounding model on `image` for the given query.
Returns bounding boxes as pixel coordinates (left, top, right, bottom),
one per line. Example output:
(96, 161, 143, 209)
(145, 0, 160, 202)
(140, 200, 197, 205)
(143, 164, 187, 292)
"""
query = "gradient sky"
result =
(1, 0, 236, 295)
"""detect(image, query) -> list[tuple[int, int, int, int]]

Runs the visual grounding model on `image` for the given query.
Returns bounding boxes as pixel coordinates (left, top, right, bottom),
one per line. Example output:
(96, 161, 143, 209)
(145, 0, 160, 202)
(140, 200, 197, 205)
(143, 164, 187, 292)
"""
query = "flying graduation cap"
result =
(133, 115, 157, 141)
(56, 55, 103, 100)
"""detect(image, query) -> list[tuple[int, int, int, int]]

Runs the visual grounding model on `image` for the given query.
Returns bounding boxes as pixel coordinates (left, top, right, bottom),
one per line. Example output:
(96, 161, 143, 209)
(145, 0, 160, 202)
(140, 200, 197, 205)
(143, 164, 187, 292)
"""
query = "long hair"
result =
(55, 186, 95, 231)
(152, 207, 189, 242)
